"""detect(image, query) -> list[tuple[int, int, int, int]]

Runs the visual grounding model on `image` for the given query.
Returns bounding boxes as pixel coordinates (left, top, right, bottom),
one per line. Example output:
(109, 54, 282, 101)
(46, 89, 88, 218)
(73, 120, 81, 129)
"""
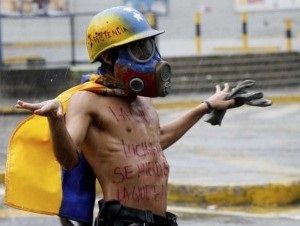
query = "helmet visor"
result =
(127, 38, 155, 63)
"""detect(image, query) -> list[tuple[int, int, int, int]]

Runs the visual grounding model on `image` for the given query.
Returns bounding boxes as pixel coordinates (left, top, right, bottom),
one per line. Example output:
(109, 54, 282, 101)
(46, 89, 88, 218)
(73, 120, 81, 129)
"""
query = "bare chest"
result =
(82, 96, 169, 213)
(83, 96, 164, 172)
(95, 96, 159, 141)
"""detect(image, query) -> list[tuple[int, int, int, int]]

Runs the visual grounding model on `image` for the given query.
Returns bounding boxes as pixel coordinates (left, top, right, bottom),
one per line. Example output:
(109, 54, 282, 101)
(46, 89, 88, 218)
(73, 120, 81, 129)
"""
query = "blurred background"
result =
(0, 0, 300, 225)
(0, 0, 299, 63)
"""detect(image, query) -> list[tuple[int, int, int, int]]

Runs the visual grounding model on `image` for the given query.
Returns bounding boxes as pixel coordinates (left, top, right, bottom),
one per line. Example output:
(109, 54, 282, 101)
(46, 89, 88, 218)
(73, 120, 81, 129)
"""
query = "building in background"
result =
(234, 0, 300, 12)
(0, 0, 299, 63)
(0, 0, 68, 15)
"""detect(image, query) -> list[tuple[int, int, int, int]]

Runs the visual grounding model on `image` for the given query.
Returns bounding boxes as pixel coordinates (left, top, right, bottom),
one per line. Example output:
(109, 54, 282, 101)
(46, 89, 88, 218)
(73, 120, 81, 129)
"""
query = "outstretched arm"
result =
(16, 92, 92, 170)
(160, 83, 234, 150)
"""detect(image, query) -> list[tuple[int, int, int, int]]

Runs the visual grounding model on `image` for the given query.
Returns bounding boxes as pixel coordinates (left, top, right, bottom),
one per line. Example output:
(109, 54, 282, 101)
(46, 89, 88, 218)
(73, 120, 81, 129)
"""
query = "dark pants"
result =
(59, 216, 93, 226)
(94, 199, 178, 226)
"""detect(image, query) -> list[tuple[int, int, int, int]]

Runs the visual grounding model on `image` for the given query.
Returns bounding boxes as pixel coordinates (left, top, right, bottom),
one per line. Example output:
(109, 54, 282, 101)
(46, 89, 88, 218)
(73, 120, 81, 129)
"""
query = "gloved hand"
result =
(228, 80, 256, 98)
(229, 80, 272, 108)
(205, 80, 272, 126)
(246, 98, 273, 107)
(205, 80, 256, 125)
(231, 91, 264, 108)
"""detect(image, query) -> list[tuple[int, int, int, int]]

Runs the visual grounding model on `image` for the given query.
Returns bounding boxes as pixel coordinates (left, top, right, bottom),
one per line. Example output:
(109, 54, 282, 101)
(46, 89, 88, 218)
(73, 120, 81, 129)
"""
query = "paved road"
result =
(1, 189, 300, 225)
(1, 102, 300, 186)
(1, 99, 300, 225)
(1, 210, 300, 226)
(160, 102, 300, 186)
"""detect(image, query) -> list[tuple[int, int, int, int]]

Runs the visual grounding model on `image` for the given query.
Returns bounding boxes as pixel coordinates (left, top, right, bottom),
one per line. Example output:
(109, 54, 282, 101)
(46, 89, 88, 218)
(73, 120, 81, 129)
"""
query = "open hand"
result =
(15, 99, 63, 118)
(205, 83, 235, 110)
(205, 80, 272, 126)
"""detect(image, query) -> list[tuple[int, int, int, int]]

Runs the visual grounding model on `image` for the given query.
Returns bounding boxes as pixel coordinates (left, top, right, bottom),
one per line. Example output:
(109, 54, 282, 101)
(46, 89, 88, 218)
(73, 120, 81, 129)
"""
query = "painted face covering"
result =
(114, 38, 171, 97)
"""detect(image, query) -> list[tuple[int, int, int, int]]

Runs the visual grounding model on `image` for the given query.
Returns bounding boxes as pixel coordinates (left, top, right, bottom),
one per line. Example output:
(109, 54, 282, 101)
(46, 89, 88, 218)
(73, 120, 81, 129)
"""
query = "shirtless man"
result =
(16, 6, 234, 226)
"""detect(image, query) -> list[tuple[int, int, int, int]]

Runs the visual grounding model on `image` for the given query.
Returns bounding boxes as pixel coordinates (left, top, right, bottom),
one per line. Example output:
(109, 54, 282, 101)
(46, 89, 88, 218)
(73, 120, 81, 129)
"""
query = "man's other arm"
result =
(49, 92, 93, 170)
(159, 84, 234, 150)
(16, 91, 92, 170)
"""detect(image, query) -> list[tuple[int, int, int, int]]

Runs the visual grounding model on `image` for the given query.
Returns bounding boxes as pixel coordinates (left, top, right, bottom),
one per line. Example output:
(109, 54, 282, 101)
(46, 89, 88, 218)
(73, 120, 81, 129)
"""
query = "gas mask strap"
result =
(155, 44, 162, 59)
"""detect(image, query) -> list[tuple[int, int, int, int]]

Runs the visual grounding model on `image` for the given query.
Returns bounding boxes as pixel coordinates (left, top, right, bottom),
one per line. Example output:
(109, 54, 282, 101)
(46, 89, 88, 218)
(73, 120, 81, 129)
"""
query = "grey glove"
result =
(246, 98, 272, 107)
(231, 91, 264, 108)
(205, 80, 272, 126)
(205, 109, 227, 126)
(230, 80, 272, 107)
(205, 80, 256, 126)
(228, 80, 256, 98)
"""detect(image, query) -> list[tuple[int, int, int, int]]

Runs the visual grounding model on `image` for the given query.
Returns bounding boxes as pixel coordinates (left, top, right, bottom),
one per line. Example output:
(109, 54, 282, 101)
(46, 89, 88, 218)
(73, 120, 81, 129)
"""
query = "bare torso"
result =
(18, 76, 231, 218)
(73, 92, 169, 216)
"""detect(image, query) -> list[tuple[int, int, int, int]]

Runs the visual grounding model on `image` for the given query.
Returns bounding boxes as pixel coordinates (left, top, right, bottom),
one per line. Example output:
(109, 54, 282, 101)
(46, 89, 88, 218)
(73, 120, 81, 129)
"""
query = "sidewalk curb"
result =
(1, 170, 299, 208)
(167, 182, 300, 207)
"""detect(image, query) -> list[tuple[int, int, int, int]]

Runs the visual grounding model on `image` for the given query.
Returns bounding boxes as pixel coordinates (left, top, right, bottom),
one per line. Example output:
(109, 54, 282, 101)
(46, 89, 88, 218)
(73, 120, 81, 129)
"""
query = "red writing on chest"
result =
(113, 165, 135, 183)
(137, 161, 169, 178)
(112, 161, 169, 184)
(116, 183, 167, 203)
(109, 106, 149, 124)
(121, 139, 162, 158)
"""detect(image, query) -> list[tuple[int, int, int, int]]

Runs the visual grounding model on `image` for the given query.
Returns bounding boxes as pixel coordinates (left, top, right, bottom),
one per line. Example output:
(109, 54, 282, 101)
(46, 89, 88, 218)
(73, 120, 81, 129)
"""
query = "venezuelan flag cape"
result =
(5, 74, 125, 223)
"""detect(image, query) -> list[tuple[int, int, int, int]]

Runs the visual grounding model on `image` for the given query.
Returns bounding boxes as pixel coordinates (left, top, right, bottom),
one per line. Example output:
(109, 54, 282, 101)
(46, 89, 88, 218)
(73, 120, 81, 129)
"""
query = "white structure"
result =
(1, 0, 299, 62)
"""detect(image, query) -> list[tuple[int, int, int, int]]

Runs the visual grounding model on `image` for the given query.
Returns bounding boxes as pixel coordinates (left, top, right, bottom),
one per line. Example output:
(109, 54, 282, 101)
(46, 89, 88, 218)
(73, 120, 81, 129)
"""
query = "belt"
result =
(95, 199, 177, 226)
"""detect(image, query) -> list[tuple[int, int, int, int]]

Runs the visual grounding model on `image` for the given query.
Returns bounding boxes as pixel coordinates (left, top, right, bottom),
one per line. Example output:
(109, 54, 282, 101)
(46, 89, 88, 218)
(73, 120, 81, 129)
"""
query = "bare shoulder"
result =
(67, 91, 101, 114)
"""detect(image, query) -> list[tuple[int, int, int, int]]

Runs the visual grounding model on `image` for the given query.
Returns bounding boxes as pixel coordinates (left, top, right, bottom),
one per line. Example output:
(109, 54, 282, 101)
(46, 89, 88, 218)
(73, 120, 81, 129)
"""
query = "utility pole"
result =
(241, 12, 249, 52)
(195, 11, 202, 55)
(0, 1, 3, 66)
(285, 18, 293, 52)
(70, 13, 76, 65)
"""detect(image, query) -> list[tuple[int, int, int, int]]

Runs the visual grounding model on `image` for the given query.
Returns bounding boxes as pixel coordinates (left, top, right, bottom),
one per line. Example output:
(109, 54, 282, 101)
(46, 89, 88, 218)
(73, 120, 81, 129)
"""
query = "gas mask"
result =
(114, 38, 171, 97)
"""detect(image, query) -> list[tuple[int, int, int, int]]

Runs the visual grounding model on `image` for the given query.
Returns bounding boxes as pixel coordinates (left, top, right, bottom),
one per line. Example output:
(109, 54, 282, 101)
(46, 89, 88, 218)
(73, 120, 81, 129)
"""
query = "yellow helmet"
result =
(86, 6, 164, 63)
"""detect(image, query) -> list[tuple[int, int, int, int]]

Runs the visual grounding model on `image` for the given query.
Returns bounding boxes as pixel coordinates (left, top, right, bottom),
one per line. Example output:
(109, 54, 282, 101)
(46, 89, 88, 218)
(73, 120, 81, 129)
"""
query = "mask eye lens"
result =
(128, 39, 155, 62)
